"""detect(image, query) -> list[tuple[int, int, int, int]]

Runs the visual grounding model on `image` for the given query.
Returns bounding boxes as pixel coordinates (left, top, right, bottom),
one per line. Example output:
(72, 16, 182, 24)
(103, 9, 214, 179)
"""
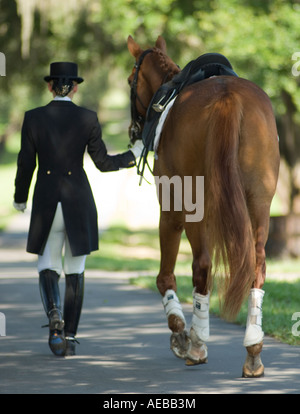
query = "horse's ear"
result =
(155, 36, 167, 54)
(127, 35, 142, 58)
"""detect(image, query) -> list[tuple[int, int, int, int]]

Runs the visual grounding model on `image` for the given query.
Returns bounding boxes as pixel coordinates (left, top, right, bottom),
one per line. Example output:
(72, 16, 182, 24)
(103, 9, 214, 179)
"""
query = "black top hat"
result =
(44, 62, 84, 83)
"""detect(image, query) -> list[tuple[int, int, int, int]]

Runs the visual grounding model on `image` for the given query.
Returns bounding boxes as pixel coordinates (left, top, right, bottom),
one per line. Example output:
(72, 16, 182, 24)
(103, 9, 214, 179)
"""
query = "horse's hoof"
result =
(242, 363, 264, 378)
(170, 331, 190, 359)
(242, 342, 264, 378)
(185, 356, 208, 366)
(185, 342, 208, 366)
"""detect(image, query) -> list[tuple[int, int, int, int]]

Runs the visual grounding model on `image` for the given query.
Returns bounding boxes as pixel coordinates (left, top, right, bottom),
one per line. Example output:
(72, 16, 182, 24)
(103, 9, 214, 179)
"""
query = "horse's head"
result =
(127, 35, 180, 144)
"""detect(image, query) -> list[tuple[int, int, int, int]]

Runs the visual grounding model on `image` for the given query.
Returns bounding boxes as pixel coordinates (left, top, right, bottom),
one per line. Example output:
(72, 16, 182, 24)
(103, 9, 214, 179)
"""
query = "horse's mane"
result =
(152, 47, 180, 80)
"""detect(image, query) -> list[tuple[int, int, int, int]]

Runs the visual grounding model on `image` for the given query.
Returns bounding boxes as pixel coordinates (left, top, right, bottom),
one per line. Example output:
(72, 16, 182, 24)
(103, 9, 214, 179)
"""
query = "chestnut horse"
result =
(127, 35, 280, 377)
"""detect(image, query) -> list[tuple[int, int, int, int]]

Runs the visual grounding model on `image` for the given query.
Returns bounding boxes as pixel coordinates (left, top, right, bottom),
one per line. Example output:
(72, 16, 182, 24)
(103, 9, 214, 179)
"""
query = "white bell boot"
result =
(185, 289, 210, 365)
(243, 288, 264, 347)
(191, 289, 210, 342)
(162, 289, 186, 328)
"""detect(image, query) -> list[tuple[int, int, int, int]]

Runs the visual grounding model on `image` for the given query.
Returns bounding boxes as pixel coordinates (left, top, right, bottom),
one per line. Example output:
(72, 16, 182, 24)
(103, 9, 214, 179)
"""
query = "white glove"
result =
(13, 201, 27, 213)
(130, 140, 144, 158)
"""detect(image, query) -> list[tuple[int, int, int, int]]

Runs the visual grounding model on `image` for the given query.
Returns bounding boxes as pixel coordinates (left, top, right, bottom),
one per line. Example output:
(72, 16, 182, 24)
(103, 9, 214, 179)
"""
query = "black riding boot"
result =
(39, 269, 66, 356)
(63, 272, 84, 356)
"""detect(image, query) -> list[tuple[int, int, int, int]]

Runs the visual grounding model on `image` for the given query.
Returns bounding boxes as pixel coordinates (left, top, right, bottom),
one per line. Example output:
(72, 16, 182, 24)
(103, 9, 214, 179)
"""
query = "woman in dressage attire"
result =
(13, 62, 142, 357)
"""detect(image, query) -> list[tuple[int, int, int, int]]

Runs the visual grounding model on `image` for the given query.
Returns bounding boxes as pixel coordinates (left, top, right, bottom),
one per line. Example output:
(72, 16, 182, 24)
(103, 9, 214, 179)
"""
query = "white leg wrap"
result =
(162, 290, 186, 327)
(191, 289, 210, 342)
(243, 288, 264, 347)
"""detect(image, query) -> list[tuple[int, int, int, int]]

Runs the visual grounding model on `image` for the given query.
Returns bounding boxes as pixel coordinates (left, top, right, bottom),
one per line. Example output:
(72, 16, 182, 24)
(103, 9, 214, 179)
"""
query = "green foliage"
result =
(1, 0, 300, 210)
(2, 0, 300, 114)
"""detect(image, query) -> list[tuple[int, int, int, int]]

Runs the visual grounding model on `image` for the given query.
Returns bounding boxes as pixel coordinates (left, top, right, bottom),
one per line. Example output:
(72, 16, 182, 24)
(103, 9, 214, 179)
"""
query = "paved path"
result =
(1, 166, 300, 394)
(1, 271, 300, 395)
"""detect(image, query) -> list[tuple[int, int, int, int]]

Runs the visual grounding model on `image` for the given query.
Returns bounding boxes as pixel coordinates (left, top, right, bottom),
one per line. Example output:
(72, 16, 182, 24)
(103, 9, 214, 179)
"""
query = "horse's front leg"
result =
(242, 227, 267, 378)
(185, 289, 210, 365)
(156, 211, 190, 359)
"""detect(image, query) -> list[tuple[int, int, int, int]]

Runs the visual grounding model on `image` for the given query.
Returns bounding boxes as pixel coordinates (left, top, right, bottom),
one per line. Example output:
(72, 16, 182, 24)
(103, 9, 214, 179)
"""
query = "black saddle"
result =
(136, 53, 238, 181)
(142, 53, 238, 151)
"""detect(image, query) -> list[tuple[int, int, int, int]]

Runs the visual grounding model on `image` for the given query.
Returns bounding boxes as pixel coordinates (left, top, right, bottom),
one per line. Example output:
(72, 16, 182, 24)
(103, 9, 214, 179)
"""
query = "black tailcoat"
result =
(14, 100, 135, 256)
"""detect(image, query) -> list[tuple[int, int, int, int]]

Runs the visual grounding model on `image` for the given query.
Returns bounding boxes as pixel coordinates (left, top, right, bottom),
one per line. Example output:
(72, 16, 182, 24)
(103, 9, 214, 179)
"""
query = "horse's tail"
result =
(205, 90, 255, 321)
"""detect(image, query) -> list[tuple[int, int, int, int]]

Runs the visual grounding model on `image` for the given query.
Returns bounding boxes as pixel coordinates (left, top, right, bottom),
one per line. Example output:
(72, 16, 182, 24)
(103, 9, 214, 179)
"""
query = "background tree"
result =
(1, 0, 300, 212)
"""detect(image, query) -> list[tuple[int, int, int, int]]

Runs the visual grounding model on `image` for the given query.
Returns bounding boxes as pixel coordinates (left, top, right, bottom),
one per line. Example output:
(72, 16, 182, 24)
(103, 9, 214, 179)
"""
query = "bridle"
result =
(129, 48, 175, 183)
(129, 49, 153, 143)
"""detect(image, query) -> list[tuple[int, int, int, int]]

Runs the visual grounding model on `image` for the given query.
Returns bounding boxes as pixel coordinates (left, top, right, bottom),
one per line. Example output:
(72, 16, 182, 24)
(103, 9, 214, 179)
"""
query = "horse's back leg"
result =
(239, 105, 279, 377)
(157, 210, 190, 358)
(184, 222, 211, 365)
(242, 205, 272, 378)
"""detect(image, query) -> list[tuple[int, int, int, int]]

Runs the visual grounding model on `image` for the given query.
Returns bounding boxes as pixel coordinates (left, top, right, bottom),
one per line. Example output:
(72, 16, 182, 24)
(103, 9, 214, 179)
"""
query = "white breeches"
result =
(37, 202, 86, 275)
